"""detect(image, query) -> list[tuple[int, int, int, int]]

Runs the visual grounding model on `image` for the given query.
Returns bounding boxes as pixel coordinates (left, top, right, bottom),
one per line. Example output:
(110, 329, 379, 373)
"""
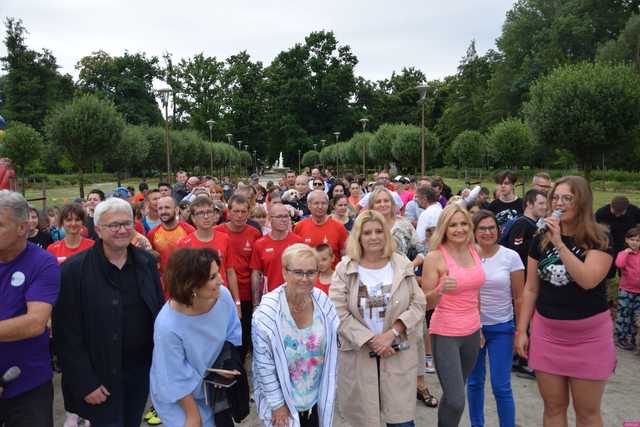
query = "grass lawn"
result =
(23, 175, 640, 210)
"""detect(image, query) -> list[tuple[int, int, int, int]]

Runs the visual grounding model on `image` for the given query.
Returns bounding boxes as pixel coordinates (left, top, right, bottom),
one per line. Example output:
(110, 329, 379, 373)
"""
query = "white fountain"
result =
(272, 151, 287, 173)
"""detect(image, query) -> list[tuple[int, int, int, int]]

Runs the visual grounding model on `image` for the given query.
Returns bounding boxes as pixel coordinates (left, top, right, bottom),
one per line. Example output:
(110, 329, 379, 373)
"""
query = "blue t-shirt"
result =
(0, 242, 60, 399)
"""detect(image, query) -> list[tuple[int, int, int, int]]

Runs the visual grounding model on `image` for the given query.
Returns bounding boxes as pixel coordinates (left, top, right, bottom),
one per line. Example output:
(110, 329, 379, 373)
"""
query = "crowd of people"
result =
(1, 165, 638, 427)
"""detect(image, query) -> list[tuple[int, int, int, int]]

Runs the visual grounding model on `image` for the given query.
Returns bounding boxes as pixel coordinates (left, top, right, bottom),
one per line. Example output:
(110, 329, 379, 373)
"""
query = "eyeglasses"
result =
(552, 194, 574, 204)
(101, 221, 134, 232)
(192, 209, 216, 217)
(477, 225, 497, 234)
(286, 269, 318, 279)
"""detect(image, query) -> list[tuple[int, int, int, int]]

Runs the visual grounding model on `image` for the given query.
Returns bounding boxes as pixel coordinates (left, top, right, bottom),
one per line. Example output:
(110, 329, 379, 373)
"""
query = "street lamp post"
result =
(157, 87, 173, 184)
(416, 84, 427, 176)
(225, 133, 233, 144)
(359, 118, 369, 176)
(206, 119, 215, 176)
(252, 150, 257, 173)
(298, 149, 301, 175)
(320, 140, 326, 168)
(237, 141, 242, 150)
(333, 132, 340, 174)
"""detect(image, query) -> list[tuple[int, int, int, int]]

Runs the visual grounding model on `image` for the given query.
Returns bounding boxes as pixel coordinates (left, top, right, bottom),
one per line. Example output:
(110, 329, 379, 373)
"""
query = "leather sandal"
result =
(416, 386, 438, 408)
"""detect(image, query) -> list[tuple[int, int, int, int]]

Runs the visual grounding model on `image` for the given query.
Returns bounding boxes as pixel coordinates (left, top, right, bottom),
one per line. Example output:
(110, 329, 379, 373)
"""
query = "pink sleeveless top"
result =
(429, 244, 485, 337)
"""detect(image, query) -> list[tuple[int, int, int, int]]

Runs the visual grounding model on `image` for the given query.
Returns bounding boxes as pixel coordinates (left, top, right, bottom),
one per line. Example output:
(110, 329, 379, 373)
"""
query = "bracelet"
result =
(391, 327, 400, 338)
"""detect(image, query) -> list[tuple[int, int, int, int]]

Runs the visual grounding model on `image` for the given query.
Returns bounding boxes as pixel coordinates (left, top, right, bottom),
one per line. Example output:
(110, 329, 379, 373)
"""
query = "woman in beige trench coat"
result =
(329, 210, 426, 427)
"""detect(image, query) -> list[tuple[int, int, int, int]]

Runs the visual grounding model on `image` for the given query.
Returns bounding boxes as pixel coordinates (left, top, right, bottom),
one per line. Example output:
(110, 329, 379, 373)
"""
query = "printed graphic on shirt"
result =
(496, 209, 520, 230)
(358, 282, 391, 334)
(537, 245, 584, 287)
(11, 271, 25, 287)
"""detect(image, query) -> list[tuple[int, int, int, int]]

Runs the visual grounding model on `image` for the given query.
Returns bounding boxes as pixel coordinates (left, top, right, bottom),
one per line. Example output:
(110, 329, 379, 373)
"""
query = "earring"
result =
(192, 291, 197, 298)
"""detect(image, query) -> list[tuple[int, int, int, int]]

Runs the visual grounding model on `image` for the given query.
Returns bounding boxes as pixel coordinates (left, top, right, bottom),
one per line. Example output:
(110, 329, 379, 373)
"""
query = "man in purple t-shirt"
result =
(0, 190, 60, 427)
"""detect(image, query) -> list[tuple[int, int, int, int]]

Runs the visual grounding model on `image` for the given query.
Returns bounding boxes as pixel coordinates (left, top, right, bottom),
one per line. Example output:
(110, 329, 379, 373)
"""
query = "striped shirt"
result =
(252, 285, 339, 427)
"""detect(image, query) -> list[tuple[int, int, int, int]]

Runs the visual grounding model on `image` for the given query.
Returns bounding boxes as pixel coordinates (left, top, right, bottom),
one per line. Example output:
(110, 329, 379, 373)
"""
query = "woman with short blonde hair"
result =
(330, 209, 426, 426)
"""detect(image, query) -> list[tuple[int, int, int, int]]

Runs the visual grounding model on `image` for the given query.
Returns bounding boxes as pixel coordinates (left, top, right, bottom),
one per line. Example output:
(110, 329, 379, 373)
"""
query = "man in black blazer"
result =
(54, 197, 164, 427)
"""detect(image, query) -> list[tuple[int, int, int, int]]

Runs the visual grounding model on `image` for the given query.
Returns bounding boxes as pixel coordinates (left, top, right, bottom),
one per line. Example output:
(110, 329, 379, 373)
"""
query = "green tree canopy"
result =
(76, 50, 162, 125)
(45, 94, 125, 197)
(524, 62, 640, 179)
(0, 121, 43, 193)
(301, 150, 320, 167)
(486, 118, 534, 168)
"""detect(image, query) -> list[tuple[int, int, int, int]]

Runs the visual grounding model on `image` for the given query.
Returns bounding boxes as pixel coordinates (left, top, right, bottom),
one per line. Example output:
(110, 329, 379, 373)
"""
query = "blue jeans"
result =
(388, 422, 415, 427)
(467, 320, 515, 427)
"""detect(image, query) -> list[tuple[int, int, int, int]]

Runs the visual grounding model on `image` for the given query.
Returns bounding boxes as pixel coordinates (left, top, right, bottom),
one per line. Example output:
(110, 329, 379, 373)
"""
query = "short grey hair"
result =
(94, 197, 133, 226)
(281, 243, 319, 270)
(0, 190, 29, 223)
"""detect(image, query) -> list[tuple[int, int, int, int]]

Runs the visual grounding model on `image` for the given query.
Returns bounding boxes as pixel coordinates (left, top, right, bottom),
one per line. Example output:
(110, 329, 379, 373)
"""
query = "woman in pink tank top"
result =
(422, 204, 485, 427)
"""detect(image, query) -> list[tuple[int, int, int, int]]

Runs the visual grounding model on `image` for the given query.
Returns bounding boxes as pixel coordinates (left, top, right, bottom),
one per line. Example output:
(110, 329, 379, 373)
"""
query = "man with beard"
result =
(147, 197, 195, 299)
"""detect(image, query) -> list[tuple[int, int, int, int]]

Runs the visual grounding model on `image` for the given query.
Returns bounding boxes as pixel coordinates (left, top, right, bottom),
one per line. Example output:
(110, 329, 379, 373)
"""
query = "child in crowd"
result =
(615, 226, 640, 350)
(251, 205, 270, 235)
(315, 244, 334, 294)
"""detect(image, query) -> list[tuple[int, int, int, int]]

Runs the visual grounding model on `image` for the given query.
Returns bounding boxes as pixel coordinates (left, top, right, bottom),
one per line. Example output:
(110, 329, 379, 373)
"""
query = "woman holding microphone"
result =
(515, 176, 614, 427)
(422, 204, 485, 427)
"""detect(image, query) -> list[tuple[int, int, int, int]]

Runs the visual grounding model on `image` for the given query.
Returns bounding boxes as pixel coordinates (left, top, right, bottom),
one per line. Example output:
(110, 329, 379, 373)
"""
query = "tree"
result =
(1, 18, 74, 131)
(391, 125, 440, 172)
(524, 62, 640, 180)
(76, 50, 163, 125)
(0, 121, 43, 193)
(301, 150, 320, 167)
(596, 14, 640, 72)
(45, 95, 125, 197)
(447, 130, 494, 171)
(486, 0, 640, 119)
(486, 118, 534, 168)
(369, 123, 400, 168)
(104, 125, 150, 185)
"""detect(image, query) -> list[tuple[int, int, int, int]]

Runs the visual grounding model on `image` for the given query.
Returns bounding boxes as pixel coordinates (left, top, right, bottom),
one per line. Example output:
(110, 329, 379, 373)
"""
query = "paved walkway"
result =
(53, 347, 639, 426)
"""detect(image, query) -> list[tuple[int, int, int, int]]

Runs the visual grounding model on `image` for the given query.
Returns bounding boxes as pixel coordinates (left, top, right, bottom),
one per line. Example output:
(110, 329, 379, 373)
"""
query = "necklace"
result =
(285, 289, 311, 314)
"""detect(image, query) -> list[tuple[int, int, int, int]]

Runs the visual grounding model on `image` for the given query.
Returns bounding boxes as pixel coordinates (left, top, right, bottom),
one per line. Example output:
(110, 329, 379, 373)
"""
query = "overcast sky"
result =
(1, 0, 514, 83)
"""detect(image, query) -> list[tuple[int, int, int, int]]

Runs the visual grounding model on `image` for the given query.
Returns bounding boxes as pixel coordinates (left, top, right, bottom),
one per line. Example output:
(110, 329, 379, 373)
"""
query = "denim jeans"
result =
(387, 422, 415, 427)
(0, 380, 53, 427)
(466, 320, 515, 427)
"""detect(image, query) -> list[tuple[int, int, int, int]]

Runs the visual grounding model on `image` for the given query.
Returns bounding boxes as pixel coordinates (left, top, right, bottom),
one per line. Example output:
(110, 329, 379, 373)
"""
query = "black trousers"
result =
(0, 380, 53, 427)
(298, 404, 319, 427)
(240, 301, 253, 362)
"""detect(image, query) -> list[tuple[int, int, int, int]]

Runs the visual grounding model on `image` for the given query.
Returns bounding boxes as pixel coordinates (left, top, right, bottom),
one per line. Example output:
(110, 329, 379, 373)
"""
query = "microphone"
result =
(536, 209, 563, 234)
(0, 366, 21, 397)
(369, 341, 410, 358)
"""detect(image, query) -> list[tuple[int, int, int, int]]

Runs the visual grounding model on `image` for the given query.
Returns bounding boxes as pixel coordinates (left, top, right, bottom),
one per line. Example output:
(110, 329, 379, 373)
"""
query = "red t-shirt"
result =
(177, 231, 231, 285)
(214, 223, 262, 302)
(250, 233, 304, 292)
(293, 217, 348, 267)
(315, 276, 331, 295)
(147, 222, 196, 273)
(47, 238, 95, 264)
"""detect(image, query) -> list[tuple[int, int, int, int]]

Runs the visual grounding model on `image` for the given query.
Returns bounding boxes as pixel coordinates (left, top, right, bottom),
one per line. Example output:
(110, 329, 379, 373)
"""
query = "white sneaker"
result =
(63, 412, 79, 427)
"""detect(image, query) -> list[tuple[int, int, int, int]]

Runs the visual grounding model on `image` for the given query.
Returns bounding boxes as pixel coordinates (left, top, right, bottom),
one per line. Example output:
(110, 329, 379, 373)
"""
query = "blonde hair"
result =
(281, 243, 319, 270)
(429, 204, 474, 250)
(366, 187, 397, 211)
(446, 195, 463, 206)
(346, 209, 396, 261)
(540, 176, 609, 252)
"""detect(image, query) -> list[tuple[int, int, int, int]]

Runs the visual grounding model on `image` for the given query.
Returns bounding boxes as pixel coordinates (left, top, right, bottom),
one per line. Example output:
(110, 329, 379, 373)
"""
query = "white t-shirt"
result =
(479, 245, 524, 325)
(357, 263, 394, 335)
(416, 203, 443, 243)
(358, 191, 404, 210)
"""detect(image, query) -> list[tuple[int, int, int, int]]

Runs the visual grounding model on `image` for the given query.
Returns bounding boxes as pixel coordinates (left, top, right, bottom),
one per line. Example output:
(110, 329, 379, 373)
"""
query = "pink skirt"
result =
(529, 310, 616, 380)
